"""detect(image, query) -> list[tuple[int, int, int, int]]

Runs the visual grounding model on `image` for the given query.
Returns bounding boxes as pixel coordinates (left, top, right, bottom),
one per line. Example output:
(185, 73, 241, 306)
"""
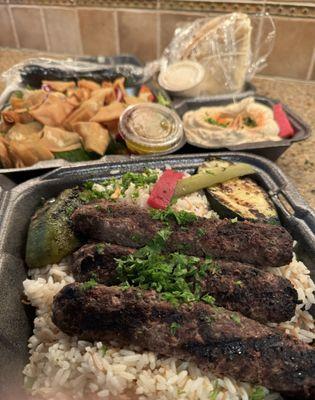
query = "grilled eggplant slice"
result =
(199, 160, 279, 224)
(25, 188, 83, 269)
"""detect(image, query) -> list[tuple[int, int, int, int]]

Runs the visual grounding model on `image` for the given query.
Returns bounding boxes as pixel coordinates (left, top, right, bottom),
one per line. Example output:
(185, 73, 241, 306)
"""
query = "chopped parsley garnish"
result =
(170, 322, 181, 335)
(197, 227, 206, 237)
(95, 243, 106, 255)
(209, 381, 220, 400)
(243, 116, 257, 128)
(65, 205, 74, 216)
(234, 280, 243, 287)
(81, 278, 98, 291)
(150, 207, 197, 225)
(202, 316, 213, 325)
(120, 170, 158, 193)
(116, 229, 215, 306)
(230, 217, 238, 223)
(250, 386, 266, 400)
(201, 294, 215, 305)
(205, 117, 228, 128)
(79, 170, 158, 203)
(230, 313, 241, 325)
(100, 344, 108, 356)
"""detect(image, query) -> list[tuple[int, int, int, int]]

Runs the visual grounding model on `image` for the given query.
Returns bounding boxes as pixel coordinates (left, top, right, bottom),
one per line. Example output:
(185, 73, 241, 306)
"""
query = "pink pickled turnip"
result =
(273, 103, 294, 139)
(147, 169, 184, 209)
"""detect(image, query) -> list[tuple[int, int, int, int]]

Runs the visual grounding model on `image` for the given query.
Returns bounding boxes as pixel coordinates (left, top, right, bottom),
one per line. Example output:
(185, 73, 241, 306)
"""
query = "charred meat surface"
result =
(52, 283, 315, 398)
(72, 242, 298, 324)
(71, 200, 293, 268)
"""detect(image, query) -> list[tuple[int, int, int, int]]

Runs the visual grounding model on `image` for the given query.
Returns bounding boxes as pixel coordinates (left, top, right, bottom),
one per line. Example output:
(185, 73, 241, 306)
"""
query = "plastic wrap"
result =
(159, 12, 275, 97)
(1, 57, 145, 89)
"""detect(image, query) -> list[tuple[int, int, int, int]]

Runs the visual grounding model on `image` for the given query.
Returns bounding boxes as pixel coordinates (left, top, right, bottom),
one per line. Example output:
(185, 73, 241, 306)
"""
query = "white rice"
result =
(23, 171, 314, 399)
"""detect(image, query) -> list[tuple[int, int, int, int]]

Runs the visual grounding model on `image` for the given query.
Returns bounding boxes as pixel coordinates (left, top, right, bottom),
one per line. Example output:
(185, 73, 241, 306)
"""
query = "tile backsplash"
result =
(0, 1, 314, 80)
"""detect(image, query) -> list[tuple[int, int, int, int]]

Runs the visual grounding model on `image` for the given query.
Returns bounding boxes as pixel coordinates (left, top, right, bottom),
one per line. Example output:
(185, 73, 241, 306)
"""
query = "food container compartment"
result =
(175, 95, 310, 161)
(0, 55, 172, 176)
(0, 152, 314, 399)
(170, 81, 256, 105)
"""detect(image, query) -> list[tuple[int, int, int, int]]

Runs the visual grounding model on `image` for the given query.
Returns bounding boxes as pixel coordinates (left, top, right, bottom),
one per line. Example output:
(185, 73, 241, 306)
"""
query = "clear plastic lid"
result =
(119, 103, 184, 154)
(158, 61, 205, 92)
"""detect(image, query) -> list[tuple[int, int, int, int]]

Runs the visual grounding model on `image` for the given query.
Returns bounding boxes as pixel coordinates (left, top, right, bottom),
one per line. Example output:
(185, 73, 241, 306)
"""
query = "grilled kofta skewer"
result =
(71, 200, 293, 268)
(72, 242, 298, 324)
(52, 283, 315, 399)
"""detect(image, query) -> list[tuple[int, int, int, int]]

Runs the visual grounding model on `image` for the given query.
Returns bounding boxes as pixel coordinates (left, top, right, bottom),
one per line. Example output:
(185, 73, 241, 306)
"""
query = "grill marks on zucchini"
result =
(199, 160, 279, 224)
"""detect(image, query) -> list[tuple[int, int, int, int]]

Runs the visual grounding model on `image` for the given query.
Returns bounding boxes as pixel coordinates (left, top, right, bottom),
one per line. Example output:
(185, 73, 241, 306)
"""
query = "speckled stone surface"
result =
(0, 48, 314, 208)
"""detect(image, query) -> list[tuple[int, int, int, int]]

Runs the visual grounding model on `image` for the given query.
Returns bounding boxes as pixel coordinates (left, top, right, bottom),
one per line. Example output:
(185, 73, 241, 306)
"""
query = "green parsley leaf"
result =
(205, 117, 228, 128)
(250, 386, 266, 400)
(150, 207, 197, 226)
(230, 313, 241, 325)
(197, 227, 206, 237)
(234, 280, 243, 287)
(209, 381, 220, 400)
(170, 322, 181, 335)
(201, 294, 216, 305)
(100, 344, 108, 356)
(95, 243, 106, 255)
(81, 278, 98, 291)
(65, 205, 74, 216)
(243, 116, 257, 128)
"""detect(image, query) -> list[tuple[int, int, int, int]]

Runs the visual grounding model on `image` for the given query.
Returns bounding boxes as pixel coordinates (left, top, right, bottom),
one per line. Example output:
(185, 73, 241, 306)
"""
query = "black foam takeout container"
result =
(0, 152, 315, 399)
(175, 95, 311, 161)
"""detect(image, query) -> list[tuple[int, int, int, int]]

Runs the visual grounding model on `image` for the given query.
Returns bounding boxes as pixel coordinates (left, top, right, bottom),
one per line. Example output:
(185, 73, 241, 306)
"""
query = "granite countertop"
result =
(0, 48, 314, 209)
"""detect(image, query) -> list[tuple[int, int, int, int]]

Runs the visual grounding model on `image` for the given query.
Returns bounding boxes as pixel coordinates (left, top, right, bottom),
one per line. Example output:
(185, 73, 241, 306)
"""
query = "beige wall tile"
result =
(78, 9, 117, 56)
(118, 10, 157, 62)
(0, 6, 16, 47)
(261, 17, 315, 80)
(11, 6, 47, 50)
(160, 12, 204, 53)
(43, 7, 81, 54)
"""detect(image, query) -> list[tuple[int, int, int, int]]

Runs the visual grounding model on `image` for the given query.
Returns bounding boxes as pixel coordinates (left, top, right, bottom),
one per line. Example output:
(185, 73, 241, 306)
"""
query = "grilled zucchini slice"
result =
(198, 160, 279, 224)
(25, 188, 83, 269)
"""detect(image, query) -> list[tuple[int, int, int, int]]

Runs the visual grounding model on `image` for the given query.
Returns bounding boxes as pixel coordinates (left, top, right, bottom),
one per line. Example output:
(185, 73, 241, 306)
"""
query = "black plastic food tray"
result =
(0, 152, 314, 399)
(0, 55, 171, 176)
(175, 95, 311, 161)
(19, 54, 144, 88)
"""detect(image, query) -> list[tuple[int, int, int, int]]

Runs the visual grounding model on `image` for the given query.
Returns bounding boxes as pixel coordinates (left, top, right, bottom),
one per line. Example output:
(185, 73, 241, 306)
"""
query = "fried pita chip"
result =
(0, 136, 13, 168)
(63, 89, 107, 130)
(73, 122, 110, 155)
(8, 140, 54, 168)
(7, 122, 43, 142)
(41, 125, 82, 152)
(90, 101, 126, 123)
(30, 93, 75, 126)
(2, 109, 21, 124)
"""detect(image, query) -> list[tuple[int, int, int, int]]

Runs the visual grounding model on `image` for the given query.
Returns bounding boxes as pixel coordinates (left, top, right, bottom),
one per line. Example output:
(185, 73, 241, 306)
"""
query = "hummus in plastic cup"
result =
(119, 103, 184, 155)
(158, 61, 205, 97)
